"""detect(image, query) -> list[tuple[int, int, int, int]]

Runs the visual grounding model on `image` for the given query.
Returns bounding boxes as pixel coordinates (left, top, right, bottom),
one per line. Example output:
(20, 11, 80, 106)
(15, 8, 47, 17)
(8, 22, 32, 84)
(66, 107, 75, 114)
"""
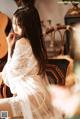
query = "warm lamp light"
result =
(62, 0, 80, 15)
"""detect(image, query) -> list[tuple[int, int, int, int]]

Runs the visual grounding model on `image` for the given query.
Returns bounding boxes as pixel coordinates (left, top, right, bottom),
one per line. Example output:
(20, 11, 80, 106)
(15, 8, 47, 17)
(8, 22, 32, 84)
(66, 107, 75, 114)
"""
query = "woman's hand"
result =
(6, 32, 16, 50)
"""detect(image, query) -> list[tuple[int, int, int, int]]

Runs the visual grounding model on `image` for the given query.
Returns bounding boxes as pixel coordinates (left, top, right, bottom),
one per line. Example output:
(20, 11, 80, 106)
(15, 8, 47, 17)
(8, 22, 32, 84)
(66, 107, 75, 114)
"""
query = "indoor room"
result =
(0, 0, 80, 119)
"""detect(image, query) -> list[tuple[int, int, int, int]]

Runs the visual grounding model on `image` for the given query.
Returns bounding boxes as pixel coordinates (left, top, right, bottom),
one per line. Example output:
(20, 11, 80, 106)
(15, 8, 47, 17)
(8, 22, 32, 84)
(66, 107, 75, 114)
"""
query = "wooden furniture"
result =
(46, 58, 70, 85)
(44, 24, 71, 58)
(0, 12, 8, 60)
(0, 12, 12, 98)
(0, 12, 12, 71)
(64, 11, 80, 54)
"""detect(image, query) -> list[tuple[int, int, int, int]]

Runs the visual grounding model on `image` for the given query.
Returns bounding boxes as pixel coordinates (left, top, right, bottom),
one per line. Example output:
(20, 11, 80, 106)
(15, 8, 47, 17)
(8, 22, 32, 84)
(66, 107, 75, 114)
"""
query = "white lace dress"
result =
(1, 38, 63, 119)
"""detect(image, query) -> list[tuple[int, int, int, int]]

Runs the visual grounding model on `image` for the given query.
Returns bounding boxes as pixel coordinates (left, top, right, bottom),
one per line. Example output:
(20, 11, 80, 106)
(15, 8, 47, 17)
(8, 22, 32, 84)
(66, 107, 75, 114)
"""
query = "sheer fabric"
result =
(1, 38, 63, 119)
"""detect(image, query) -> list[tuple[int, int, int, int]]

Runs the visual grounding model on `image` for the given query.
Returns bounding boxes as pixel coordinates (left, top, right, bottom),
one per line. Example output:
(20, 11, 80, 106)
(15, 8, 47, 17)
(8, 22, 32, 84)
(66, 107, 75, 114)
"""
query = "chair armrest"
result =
(0, 84, 13, 98)
(0, 82, 5, 98)
(46, 58, 70, 85)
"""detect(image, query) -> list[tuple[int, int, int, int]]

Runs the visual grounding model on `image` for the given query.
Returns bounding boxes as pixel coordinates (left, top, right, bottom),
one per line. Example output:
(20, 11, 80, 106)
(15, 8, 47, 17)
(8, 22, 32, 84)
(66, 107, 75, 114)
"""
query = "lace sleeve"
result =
(2, 38, 38, 94)
(9, 38, 32, 78)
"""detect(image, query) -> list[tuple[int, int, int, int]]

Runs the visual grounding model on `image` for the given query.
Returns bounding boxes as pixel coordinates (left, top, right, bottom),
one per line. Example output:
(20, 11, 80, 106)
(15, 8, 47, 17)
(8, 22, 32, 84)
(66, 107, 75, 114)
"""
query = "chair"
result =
(0, 57, 71, 98)
(46, 58, 70, 85)
(44, 24, 72, 58)
(0, 81, 13, 98)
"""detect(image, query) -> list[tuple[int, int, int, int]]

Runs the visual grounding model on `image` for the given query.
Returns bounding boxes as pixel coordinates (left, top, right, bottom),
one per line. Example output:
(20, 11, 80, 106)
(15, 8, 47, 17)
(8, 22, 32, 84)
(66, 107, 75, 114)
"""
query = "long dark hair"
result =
(13, 7, 48, 75)
(20, 0, 35, 7)
(5, 17, 12, 36)
(15, 0, 35, 7)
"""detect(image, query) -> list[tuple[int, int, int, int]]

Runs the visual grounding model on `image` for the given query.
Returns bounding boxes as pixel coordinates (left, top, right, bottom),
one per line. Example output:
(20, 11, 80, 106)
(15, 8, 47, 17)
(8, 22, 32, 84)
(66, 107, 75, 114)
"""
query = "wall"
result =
(0, 0, 17, 18)
(0, 0, 72, 24)
(35, 0, 72, 25)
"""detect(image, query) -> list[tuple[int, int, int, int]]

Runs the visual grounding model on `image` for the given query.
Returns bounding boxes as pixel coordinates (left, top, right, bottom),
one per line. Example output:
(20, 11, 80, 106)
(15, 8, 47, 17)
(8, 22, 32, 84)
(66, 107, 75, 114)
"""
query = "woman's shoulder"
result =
(16, 37, 30, 47)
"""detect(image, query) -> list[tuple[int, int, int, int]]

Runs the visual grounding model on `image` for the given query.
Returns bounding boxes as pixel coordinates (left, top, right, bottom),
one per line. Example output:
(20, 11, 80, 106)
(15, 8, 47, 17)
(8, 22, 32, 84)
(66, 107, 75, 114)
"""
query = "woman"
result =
(0, 6, 63, 119)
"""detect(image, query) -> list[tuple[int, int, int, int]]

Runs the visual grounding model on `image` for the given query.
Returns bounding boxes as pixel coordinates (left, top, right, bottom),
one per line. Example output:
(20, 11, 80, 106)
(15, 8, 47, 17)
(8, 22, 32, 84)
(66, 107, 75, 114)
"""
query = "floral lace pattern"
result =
(1, 38, 63, 119)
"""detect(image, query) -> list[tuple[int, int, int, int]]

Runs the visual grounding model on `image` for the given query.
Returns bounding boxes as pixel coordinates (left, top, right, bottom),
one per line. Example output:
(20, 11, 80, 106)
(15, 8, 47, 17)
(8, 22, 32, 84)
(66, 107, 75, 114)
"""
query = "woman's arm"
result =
(6, 32, 16, 61)
(9, 38, 33, 77)
(2, 38, 33, 94)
